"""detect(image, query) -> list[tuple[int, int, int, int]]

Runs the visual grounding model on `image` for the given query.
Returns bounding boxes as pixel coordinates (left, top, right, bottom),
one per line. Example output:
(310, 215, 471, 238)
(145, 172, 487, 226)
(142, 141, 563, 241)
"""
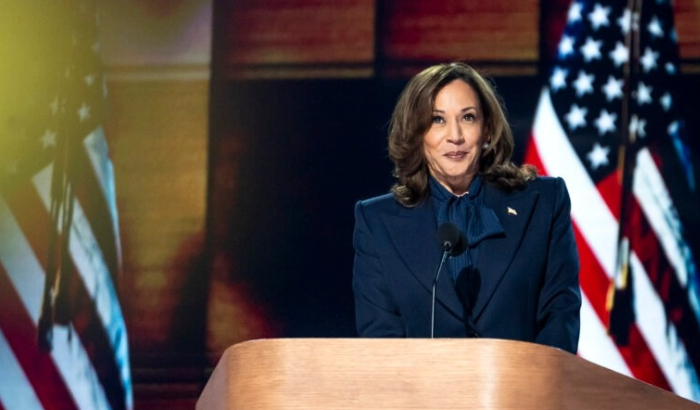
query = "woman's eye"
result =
(463, 113, 476, 121)
(431, 115, 444, 124)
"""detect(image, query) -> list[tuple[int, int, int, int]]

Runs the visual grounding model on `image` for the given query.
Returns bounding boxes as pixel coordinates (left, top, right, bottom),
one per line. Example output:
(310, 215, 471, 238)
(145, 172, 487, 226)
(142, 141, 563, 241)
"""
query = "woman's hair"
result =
(388, 62, 537, 207)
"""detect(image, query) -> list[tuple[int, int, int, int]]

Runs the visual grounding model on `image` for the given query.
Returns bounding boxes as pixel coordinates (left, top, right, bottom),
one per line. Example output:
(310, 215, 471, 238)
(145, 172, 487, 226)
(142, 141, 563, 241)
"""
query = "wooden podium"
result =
(196, 338, 700, 409)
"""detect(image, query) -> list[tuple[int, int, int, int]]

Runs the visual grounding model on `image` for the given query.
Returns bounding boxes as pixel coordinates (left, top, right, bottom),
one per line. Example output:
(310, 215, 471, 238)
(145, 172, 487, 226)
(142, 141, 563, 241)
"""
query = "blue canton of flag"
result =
(550, 1, 694, 188)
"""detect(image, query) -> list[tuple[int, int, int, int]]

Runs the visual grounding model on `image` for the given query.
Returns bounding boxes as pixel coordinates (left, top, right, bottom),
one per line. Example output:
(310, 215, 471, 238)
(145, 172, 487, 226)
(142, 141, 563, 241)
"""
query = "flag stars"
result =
(588, 3, 611, 31)
(41, 129, 57, 149)
(568, 2, 583, 23)
(559, 35, 576, 58)
(660, 92, 672, 111)
(566, 104, 588, 130)
(648, 16, 664, 38)
(587, 143, 610, 170)
(550, 67, 568, 92)
(84, 74, 96, 86)
(573, 70, 595, 97)
(618, 9, 640, 35)
(618, 9, 632, 34)
(78, 103, 91, 122)
(594, 109, 617, 135)
(609, 42, 629, 67)
(602, 76, 623, 101)
(640, 47, 659, 72)
(581, 37, 603, 62)
(636, 82, 653, 105)
(49, 96, 67, 116)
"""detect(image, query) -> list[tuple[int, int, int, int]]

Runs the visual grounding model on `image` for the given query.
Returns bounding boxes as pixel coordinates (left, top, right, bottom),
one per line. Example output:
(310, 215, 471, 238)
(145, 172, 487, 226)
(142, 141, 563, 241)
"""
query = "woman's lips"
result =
(444, 151, 467, 160)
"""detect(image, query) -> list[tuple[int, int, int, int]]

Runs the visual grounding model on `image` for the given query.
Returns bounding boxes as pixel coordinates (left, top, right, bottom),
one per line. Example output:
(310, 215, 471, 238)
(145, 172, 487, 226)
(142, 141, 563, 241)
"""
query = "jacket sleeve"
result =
(535, 177, 582, 353)
(352, 200, 406, 337)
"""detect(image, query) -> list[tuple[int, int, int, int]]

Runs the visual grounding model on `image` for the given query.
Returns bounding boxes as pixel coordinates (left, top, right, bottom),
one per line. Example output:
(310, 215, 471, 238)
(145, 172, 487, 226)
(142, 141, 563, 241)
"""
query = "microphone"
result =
(431, 222, 466, 338)
(436, 222, 466, 255)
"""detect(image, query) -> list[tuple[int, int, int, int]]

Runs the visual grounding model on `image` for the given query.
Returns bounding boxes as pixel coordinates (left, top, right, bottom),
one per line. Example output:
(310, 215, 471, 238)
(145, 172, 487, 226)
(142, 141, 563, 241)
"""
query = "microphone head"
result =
(436, 222, 467, 256)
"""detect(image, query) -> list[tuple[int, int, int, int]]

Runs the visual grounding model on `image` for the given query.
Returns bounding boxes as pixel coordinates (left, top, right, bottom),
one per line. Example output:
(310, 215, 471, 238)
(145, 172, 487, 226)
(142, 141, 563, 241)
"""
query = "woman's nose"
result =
(447, 121, 464, 144)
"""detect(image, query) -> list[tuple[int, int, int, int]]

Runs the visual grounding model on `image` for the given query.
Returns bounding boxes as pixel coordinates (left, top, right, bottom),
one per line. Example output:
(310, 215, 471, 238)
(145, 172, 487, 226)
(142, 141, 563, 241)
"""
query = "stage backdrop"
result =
(2, 0, 700, 409)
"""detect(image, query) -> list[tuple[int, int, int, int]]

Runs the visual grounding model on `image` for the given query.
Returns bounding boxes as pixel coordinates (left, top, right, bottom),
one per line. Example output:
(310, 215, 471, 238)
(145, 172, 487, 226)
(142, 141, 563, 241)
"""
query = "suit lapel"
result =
(472, 185, 540, 320)
(381, 202, 464, 320)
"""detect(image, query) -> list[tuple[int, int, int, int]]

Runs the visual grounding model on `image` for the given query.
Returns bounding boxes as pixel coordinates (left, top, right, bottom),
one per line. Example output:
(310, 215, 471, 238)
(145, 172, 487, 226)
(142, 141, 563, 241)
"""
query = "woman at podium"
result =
(352, 62, 581, 353)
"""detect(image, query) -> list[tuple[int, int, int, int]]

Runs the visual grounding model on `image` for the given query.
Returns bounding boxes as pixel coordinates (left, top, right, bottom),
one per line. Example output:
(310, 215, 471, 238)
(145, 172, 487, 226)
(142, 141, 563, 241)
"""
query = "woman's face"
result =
(423, 79, 486, 195)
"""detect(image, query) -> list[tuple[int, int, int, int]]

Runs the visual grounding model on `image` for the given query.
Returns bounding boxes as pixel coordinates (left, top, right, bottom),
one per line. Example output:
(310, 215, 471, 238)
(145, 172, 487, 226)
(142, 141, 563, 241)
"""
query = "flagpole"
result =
(37, 29, 81, 351)
(38, 113, 77, 353)
(609, 0, 644, 345)
(617, 0, 643, 217)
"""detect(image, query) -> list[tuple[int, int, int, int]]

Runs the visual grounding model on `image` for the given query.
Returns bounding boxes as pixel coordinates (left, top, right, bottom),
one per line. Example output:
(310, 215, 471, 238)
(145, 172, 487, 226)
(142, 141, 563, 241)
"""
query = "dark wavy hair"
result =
(388, 62, 537, 207)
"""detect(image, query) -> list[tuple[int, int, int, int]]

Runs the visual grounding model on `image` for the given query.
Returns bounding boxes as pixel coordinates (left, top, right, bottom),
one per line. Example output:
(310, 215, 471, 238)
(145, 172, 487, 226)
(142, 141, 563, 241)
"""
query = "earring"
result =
(483, 142, 490, 149)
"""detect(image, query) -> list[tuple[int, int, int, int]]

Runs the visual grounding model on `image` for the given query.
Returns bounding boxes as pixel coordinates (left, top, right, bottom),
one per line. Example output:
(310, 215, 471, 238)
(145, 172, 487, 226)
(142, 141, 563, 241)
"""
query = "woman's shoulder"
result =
(354, 193, 401, 227)
(484, 175, 569, 201)
(526, 175, 567, 191)
(356, 192, 398, 211)
(522, 175, 571, 206)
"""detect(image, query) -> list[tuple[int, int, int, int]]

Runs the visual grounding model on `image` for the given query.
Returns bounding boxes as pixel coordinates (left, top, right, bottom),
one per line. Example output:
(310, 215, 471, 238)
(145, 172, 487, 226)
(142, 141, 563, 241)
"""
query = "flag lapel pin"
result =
(507, 207, 517, 216)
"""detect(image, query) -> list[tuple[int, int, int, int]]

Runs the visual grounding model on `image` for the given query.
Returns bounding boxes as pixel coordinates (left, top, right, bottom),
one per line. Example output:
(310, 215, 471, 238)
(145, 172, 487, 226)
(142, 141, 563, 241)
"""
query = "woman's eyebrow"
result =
(432, 106, 478, 113)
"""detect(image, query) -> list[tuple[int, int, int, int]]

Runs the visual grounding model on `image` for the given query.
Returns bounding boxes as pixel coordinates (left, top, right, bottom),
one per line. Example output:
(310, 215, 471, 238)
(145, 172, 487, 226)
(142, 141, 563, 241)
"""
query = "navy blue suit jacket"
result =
(352, 176, 581, 353)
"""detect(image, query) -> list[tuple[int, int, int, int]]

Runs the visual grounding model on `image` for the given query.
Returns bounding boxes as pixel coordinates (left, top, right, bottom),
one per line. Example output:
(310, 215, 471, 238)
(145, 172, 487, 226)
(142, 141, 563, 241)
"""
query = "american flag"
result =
(0, 1, 132, 410)
(525, 0, 700, 401)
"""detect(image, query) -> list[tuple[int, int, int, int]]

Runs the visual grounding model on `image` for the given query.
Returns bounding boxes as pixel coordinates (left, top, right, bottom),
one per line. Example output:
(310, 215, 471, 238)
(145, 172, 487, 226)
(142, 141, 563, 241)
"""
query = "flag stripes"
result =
(73, 130, 120, 280)
(579, 294, 631, 375)
(0, 196, 112, 410)
(0, 328, 44, 410)
(582, 150, 700, 389)
(572, 181, 672, 389)
(0, 269, 78, 410)
(634, 149, 698, 293)
(630, 251, 698, 398)
(528, 98, 673, 390)
(34, 164, 125, 343)
(0, 140, 130, 409)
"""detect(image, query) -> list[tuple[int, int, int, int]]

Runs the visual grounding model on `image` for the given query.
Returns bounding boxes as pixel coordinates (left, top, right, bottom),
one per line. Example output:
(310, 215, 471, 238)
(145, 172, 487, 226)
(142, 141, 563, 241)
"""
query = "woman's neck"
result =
(435, 175, 473, 197)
